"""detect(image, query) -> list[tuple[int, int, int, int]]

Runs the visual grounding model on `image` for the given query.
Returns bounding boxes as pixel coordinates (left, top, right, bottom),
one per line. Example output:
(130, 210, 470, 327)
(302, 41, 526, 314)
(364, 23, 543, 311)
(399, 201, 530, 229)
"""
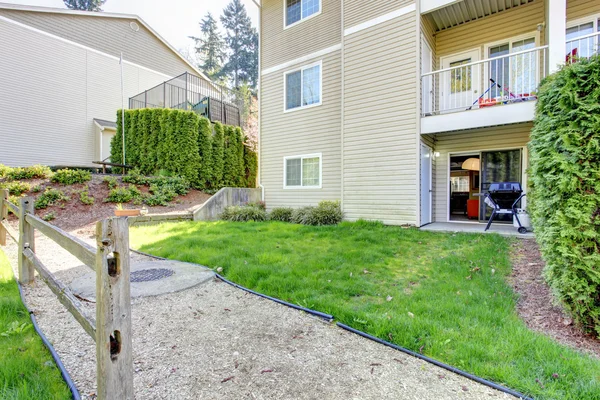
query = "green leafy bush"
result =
(220, 205, 268, 222)
(102, 176, 118, 189)
(104, 185, 141, 203)
(32, 185, 42, 193)
(1, 181, 30, 196)
(35, 188, 69, 210)
(79, 189, 95, 205)
(529, 55, 600, 337)
(0, 164, 11, 178)
(290, 201, 343, 226)
(43, 211, 57, 222)
(269, 207, 293, 222)
(122, 169, 151, 186)
(6, 165, 52, 180)
(291, 206, 315, 225)
(143, 185, 178, 206)
(51, 168, 91, 185)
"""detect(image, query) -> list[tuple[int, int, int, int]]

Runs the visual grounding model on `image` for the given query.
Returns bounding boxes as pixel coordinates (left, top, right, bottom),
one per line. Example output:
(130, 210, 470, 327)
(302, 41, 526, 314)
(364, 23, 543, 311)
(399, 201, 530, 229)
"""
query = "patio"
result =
(420, 222, 534, 238)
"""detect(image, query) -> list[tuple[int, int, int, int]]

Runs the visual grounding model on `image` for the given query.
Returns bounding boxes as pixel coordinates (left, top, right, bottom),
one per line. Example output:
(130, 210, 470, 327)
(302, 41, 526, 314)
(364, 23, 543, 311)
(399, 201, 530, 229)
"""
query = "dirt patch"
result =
(4, 174, 211, 233)
(509, 240, 600, 358)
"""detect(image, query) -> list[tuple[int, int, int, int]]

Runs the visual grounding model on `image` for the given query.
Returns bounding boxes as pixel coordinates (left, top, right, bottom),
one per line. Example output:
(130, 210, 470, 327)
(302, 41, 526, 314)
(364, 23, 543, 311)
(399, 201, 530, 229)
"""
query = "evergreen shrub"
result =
(529, 55, 600, 337)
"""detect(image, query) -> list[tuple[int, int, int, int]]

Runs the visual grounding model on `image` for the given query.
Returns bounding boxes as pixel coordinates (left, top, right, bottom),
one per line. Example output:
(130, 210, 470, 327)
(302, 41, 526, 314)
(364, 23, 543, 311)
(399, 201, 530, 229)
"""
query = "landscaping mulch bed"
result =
(5, 174, 211, 232)
(510, 240, 600, 358)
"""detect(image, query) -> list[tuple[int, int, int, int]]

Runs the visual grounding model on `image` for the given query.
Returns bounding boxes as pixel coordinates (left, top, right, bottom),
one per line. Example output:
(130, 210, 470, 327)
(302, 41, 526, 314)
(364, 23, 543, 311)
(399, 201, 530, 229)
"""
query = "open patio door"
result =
(479, 149, 522, 222)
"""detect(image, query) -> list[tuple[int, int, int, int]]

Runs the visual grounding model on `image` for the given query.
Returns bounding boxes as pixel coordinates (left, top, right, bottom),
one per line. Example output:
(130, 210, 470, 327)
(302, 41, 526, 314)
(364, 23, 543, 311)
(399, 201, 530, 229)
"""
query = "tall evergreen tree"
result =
(63, 0, 106, 11)
(189, 13, 226, 80)
(221, 0, 258, 89)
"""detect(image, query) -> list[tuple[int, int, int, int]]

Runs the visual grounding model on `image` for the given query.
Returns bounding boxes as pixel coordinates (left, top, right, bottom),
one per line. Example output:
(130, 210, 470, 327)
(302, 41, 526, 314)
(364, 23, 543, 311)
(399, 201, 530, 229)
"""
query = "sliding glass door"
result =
(479, 149, 522, 221)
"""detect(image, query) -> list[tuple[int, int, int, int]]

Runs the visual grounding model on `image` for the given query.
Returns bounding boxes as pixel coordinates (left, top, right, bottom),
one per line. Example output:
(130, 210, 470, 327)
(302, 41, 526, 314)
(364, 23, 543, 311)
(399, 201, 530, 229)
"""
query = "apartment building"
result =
(257, 0, 600, 226)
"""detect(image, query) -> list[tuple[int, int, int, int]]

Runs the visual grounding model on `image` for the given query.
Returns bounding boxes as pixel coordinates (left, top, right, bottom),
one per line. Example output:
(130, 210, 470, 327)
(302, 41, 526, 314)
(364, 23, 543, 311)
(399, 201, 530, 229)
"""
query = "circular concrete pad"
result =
(70, 260, 215, 301)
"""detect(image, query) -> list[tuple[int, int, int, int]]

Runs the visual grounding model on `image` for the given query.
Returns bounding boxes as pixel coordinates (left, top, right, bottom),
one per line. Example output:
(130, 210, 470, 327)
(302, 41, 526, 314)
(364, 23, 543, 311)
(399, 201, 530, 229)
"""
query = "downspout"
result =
(252, 0, 264, 203)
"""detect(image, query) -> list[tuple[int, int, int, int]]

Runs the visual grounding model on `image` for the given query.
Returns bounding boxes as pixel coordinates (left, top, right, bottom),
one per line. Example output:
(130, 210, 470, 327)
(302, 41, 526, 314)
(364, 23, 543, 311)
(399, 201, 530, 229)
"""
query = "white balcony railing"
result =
(566, 31, 600, 64)
(421, 46, 548, 116)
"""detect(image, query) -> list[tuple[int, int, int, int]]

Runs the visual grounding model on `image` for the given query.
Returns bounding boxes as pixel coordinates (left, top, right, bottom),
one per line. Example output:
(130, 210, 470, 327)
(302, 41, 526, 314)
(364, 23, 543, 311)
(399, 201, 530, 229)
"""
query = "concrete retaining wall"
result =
(128, 213, 193, 227)
(193, 188, 262, 221)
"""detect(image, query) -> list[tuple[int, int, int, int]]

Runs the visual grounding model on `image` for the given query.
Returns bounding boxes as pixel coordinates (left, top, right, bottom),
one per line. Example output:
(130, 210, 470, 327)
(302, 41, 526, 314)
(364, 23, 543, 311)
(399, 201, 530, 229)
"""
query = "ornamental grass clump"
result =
(269, 207, 294, 222)
(220, 204, 268, 222)
(529, 54, 600, 337)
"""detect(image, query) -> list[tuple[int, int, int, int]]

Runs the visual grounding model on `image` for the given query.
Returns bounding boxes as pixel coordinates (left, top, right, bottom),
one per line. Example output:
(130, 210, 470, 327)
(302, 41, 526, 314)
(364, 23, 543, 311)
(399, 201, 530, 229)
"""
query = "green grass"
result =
(0, 249, 71, 400)
(131, 220, 600, 400)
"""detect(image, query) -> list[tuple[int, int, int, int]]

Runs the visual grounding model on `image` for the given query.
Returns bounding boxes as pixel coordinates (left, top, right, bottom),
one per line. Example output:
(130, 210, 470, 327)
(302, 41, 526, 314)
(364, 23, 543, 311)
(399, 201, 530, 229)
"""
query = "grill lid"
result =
(488, 182, 522, 193)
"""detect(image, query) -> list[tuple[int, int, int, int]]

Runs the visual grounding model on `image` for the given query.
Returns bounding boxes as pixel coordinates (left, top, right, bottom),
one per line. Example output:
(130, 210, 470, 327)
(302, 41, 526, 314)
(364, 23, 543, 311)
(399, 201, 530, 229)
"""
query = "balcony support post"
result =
(546, 0, 566, 74)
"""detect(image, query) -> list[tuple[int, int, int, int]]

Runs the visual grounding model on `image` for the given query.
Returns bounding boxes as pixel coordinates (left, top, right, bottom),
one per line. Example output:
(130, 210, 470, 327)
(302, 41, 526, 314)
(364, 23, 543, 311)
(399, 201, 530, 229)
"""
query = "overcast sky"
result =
(4, 0, 259, 53)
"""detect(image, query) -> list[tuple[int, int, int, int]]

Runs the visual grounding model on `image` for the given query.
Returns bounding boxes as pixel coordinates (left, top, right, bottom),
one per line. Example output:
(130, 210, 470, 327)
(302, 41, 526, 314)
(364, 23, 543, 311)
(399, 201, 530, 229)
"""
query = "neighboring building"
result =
(257, 0, 600, 226)
(0, 3, 213, 167)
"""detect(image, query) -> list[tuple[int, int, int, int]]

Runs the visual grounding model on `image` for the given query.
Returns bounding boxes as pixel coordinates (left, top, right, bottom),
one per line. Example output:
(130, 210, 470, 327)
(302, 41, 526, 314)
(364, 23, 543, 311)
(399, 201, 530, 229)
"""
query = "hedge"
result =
(111, 109, 257, 190)
(529, 55, 600, 337)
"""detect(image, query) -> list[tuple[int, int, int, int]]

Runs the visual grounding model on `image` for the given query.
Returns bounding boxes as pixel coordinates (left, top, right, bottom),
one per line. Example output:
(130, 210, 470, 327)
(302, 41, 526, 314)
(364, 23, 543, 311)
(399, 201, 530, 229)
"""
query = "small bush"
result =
(6, 165, 52, 180)
(122, 169, 151, 186)
(7, 195, 20, 215)
(43, 211, 57, 222)
(32, 185, 42, 193)
(1, 181, 30, 196)
(104, 185, 141, 203)
(0, 164, 11, 178)
(269, 207, 293, 222)
(35, 188, 69, 210)
(291, 206, 315, 225)
(79, 189, 95, 205)
(144, 185, 178, 206)
(102, 176, 119, 189)
(51, 169, 91, 185)
(220, 205, 268, 222)
(307, 201, 343, 226)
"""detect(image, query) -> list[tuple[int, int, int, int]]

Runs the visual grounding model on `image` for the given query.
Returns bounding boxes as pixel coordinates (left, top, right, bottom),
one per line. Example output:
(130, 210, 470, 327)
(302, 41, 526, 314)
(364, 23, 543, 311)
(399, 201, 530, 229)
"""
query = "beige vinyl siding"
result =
(435, 0, 545, 61)
(261, 0, 341, 70)
(0, 17, 168, 167)
(567, 0, 600, 21)
(260, 51, 342, 208)
(343, 11, 418, 225)
(0, 9, 196, 77)
(430, 123, 532, 222)
(344, 0, 414, 29)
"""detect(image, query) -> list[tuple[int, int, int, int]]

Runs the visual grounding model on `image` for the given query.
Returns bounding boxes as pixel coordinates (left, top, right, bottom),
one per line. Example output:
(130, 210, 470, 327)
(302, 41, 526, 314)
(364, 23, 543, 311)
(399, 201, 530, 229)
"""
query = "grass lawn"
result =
(131, 220, 600, 400)
(0, 249, 71, 400)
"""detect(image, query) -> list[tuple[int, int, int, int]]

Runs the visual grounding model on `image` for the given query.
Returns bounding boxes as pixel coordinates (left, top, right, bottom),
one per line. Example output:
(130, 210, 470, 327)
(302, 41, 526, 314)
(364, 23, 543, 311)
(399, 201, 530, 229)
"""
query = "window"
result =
(284, 154, 322, 188)
(284, 62, 322, 111)
(566, 17, 600, 62)
(451, 176, 469, 193)
(285, 0, 321, 27)
(487, 35, 537, 97)
(449, 58, 472, 94)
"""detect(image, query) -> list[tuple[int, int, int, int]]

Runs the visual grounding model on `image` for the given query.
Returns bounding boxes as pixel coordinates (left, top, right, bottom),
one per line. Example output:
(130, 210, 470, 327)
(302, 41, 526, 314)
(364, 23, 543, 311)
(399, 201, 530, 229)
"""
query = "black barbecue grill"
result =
(480, 182, 527, 234)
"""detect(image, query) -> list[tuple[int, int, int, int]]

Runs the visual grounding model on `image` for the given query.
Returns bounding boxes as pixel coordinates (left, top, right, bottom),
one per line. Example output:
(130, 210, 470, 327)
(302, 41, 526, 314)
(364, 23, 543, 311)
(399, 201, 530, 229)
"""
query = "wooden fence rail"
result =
(0, 191, 133, 399)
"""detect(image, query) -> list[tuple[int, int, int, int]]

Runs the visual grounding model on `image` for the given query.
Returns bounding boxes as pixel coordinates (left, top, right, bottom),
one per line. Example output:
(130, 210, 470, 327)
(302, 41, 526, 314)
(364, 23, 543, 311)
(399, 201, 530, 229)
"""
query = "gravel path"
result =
(2, 231, 514, 400)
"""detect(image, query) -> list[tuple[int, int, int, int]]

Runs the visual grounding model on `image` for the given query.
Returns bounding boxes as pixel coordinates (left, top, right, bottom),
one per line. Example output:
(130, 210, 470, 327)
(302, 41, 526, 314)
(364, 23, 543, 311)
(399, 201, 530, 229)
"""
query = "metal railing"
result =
(129, 72, 247, 127)
(421, 46, 548, 116)
(566, 31, 600, 64)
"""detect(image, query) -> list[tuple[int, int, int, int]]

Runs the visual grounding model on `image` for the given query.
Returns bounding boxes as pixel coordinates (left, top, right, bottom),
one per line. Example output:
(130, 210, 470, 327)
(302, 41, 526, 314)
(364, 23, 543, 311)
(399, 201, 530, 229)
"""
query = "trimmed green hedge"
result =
(529, 55, 600, 337)
(111, 109, 257, 190)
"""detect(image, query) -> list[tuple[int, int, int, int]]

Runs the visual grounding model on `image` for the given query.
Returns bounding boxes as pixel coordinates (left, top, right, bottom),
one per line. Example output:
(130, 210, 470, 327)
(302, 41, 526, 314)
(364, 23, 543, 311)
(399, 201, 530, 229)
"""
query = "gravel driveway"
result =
(2, 231, 514, 400)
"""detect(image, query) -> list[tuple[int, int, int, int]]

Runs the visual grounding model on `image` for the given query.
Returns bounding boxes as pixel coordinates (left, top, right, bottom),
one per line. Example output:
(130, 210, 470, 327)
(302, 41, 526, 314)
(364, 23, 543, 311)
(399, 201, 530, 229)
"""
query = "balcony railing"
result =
(129, 72, 247, 127)
(421, 46, 548, 116)
(566, 31, 600, 64)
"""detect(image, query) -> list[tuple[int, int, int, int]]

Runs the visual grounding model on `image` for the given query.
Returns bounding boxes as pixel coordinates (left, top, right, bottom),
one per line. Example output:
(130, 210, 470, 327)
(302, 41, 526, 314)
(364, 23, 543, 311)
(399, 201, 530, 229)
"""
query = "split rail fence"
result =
(0, 189, 133, 399)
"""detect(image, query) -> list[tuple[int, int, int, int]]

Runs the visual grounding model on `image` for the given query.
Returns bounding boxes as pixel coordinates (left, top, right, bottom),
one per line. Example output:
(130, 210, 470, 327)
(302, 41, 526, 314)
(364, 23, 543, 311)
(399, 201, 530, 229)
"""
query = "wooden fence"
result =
(0, 189, 133, 399)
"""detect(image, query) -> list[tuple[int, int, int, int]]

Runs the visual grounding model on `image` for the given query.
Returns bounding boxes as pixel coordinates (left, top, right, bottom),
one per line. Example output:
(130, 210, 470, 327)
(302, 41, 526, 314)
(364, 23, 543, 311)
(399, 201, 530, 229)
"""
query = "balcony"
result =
(566, 31, 600, 64)
(421, 46, 548, 134)
(129, 72, 246, 127)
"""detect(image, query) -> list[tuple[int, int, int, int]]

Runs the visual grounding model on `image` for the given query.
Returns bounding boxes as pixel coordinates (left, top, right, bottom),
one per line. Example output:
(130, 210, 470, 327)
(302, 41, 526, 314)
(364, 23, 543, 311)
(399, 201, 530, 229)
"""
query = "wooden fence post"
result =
(95, 217, 133, 400)
(0, 189, 7, 246)
(18, 197, 35, 284)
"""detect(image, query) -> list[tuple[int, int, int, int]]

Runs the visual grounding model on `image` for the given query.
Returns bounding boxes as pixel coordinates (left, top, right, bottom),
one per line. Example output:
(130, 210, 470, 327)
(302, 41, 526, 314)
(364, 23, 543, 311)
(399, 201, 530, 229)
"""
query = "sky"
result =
(4, 0, 259, 53)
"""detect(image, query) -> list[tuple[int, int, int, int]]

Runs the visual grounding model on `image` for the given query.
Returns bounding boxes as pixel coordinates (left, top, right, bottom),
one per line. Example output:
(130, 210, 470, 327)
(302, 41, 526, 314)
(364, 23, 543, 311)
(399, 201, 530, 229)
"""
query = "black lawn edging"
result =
(130, 248, 532, 400)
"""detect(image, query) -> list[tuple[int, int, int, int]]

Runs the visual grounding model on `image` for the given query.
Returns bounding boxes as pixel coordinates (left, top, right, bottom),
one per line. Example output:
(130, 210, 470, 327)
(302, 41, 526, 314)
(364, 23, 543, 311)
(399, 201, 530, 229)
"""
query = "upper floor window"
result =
(285, 62, 322, 111)
(285, 0, 321, 28)
(566, 17, 600, 62)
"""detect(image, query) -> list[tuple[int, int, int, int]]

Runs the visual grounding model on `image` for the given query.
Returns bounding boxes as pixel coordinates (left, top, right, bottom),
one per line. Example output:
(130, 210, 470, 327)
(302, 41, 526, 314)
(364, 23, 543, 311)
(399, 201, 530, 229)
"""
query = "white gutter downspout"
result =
(252, 0, 264, 202)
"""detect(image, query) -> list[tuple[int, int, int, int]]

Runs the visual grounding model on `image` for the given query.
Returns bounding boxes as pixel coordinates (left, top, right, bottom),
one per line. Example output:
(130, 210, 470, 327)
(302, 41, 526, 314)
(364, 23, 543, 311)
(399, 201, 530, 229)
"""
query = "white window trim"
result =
(283, 153, 323, 189)
(283, 60, 323, 113)
(283, 0, 322, 30)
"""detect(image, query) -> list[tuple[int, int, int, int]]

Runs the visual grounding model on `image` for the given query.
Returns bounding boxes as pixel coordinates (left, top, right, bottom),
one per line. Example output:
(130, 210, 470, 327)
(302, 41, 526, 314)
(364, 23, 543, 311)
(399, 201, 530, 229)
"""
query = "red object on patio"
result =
(467, 199, 479, 219)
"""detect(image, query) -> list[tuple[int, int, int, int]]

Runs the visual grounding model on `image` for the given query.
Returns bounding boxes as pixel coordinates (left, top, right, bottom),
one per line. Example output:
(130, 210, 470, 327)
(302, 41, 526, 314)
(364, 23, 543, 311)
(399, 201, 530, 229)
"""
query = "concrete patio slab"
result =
(421, 222, 535, 238)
